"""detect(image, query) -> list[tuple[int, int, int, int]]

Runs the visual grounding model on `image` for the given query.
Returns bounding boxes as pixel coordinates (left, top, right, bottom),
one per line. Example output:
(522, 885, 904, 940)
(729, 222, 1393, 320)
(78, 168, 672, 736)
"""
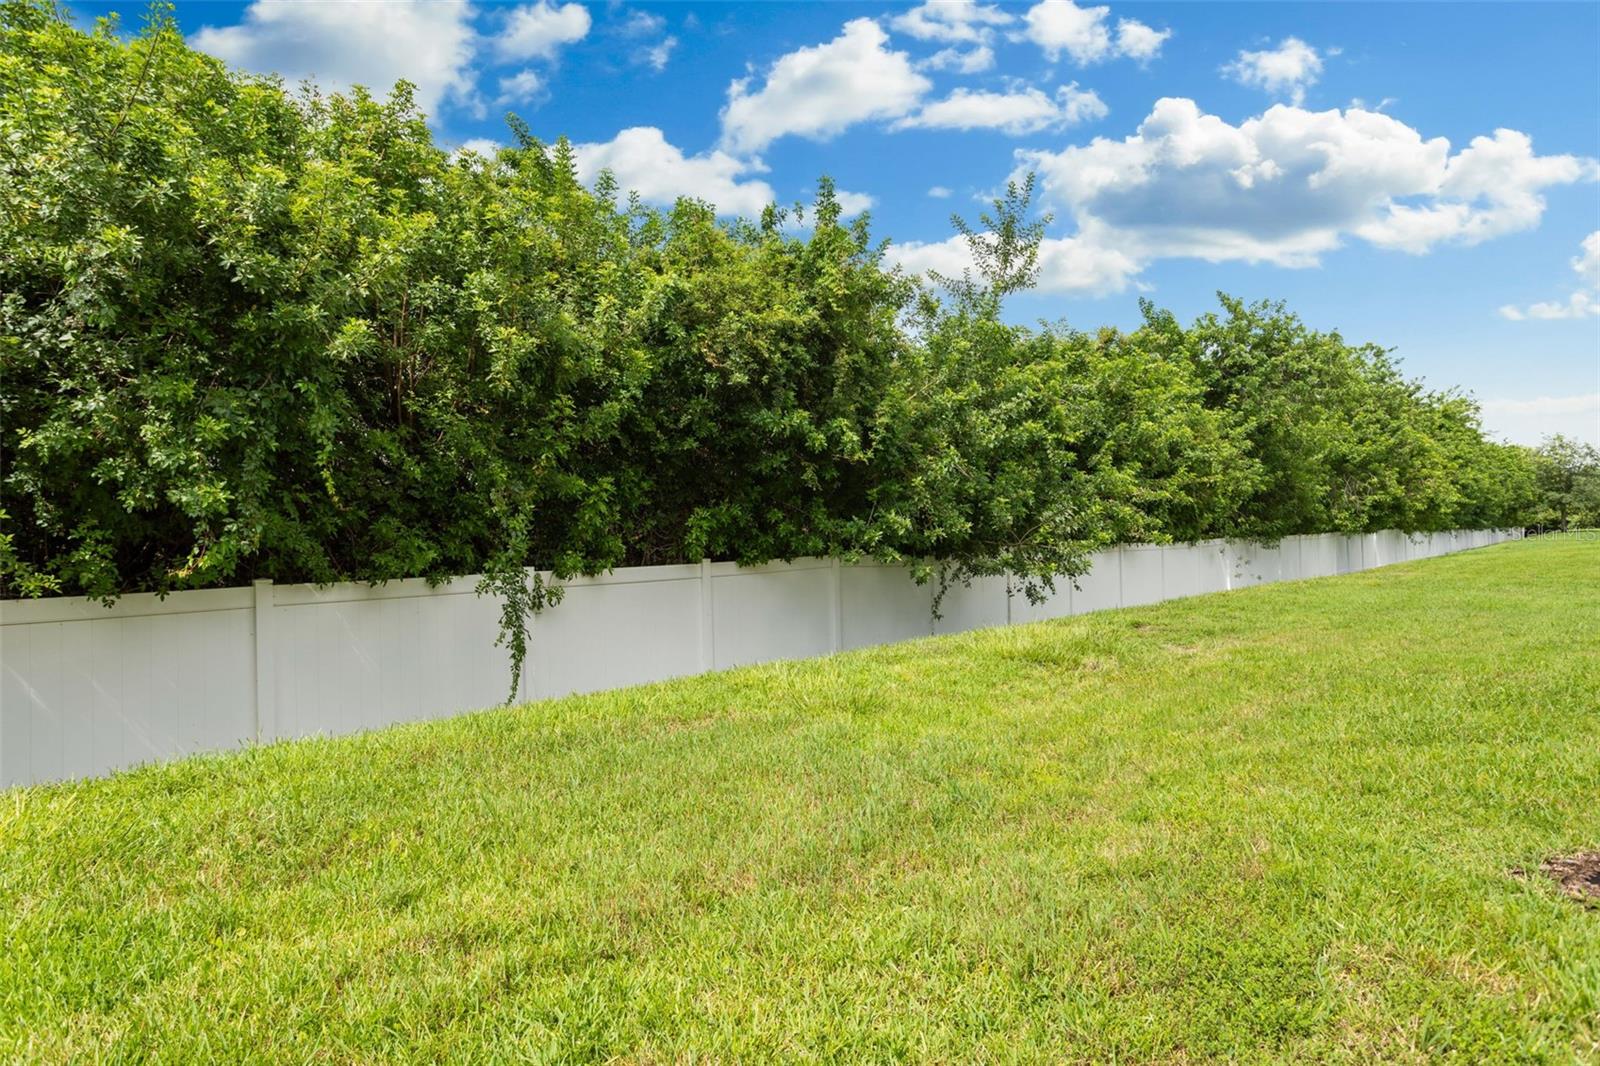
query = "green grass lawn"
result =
(3, 537, 1597, 1063)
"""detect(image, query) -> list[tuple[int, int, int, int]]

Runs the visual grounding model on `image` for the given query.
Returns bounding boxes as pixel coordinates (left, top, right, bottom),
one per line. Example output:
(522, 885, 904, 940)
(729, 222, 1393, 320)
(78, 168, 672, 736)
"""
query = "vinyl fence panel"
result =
(933, 574, 1010, 636)
(1069, 549, 1123, 615)
(0, 528, 1520, 787)
(710, 559, 835, 670)
(530, 565, 704, 699)
(840, 563, 934, 650)
(1, 589, 256, 785)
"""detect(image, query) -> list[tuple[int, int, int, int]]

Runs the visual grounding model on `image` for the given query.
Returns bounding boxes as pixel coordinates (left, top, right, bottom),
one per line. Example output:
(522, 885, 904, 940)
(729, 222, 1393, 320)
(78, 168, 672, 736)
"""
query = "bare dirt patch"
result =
(1514, 851, 1600, 905)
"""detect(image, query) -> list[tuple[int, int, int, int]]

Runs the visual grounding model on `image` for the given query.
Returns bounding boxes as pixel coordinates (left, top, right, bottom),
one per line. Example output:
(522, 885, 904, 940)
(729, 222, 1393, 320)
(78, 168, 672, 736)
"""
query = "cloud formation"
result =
(191, 0, 478, 115)
(1223, 37, 1325, 105)
(721, 19, 931, 153)
(640, 37, 677, 72)
(897, 99, 1595, 296)
(493, 1, 592, 62)
(893, 0, 1011, 73)
(890, 0, 1013, 45)
(616, 9, 677, 72)
(893, 84, 1107, 135)
(920, 44, 997, 73)
(454, 137, 503, 159)
(833, 188, 877, 217)
(495, 69, 544, 106)
(1113, 18, 1170, 62)
(618, 10, 665, 37)
(1500, 231, 1600, 320)
(1020, 0, 1170, 64)
(571, 126, 776, 217)
(190, 0, 598, 118)
(1010, 98, 1595, 281)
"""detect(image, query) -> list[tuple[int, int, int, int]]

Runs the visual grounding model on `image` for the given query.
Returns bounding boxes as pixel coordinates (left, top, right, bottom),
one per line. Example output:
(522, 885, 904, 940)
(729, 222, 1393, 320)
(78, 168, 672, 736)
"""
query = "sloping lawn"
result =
(2, 537, 1597, 1062)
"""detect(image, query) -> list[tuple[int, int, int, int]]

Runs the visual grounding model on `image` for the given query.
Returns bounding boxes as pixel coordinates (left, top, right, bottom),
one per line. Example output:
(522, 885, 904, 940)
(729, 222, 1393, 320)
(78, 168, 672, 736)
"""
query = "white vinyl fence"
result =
(0, 528, 1520, 787)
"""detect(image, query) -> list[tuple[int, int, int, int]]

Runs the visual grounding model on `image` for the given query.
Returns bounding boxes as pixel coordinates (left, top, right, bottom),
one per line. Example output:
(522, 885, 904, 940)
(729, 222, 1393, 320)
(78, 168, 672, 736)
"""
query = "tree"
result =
(1530, 435, 1600, 529)
(876, 175, 1116, 609)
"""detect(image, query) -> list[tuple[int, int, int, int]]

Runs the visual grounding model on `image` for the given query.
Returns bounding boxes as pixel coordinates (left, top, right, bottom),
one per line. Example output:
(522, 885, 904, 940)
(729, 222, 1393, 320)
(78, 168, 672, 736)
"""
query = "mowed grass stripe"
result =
(2, 537, 1597, 1063)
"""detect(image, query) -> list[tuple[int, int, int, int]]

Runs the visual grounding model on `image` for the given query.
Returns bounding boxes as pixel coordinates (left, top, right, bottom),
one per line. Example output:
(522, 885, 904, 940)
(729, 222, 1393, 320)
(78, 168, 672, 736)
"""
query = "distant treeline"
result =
(2, 2, 1581, 683)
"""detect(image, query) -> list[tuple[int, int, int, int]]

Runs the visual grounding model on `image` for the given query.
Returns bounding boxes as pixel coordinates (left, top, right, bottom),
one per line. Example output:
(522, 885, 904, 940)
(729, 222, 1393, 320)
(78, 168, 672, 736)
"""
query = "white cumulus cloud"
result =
(615, 8, 676, 71)
(920, 44, 997, 73)
(1360, 130, 1598, 252)
(571, 126, 775, 217)
(1499, 231, 1600, 320)
(893, 83, 1107, 135)
(1223, 37, 1325, 105)
(1011, 97, 1596, 278)
(894, 0, 1009, 72)
(834, 188, 877, 217)
(1114, 18, 1170, 62)
(191, 0, 478, 116)
(494, 0, 592, 62)
(885, 235, 974, 279)
(1019, 0, 1169, 65)
(720, 19, 932, 153)
(495, 69, 544, 106)
(891, 0, 1013, 44)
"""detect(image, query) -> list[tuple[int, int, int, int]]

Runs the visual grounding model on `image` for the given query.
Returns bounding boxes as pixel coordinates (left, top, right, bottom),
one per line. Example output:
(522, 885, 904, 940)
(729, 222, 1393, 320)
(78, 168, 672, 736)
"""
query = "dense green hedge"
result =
(0, 3, 1543, 684)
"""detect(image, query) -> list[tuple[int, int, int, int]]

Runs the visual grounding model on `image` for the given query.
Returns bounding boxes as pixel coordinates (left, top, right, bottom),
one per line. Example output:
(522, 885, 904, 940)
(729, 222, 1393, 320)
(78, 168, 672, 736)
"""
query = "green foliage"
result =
(1528, 435, 1600, 529)
(0, 1, 1542, 689)
(607, 179, 913, 568)
(1045, 319, 1253, 545)
(933, 173, 1050, 313)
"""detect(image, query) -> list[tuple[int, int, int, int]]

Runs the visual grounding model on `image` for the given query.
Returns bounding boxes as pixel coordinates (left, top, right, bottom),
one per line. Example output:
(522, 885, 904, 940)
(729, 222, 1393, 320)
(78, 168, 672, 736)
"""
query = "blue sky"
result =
(78, 0, 1600, 445)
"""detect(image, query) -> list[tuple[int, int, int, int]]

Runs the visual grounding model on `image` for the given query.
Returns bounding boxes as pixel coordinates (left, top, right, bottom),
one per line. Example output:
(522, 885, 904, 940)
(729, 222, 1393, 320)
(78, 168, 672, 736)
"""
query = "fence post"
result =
(699, 559, 715, 672)
(830, 557, 844, 651)
(252, 579, 275, 744)
(520, 581, 535, 704)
